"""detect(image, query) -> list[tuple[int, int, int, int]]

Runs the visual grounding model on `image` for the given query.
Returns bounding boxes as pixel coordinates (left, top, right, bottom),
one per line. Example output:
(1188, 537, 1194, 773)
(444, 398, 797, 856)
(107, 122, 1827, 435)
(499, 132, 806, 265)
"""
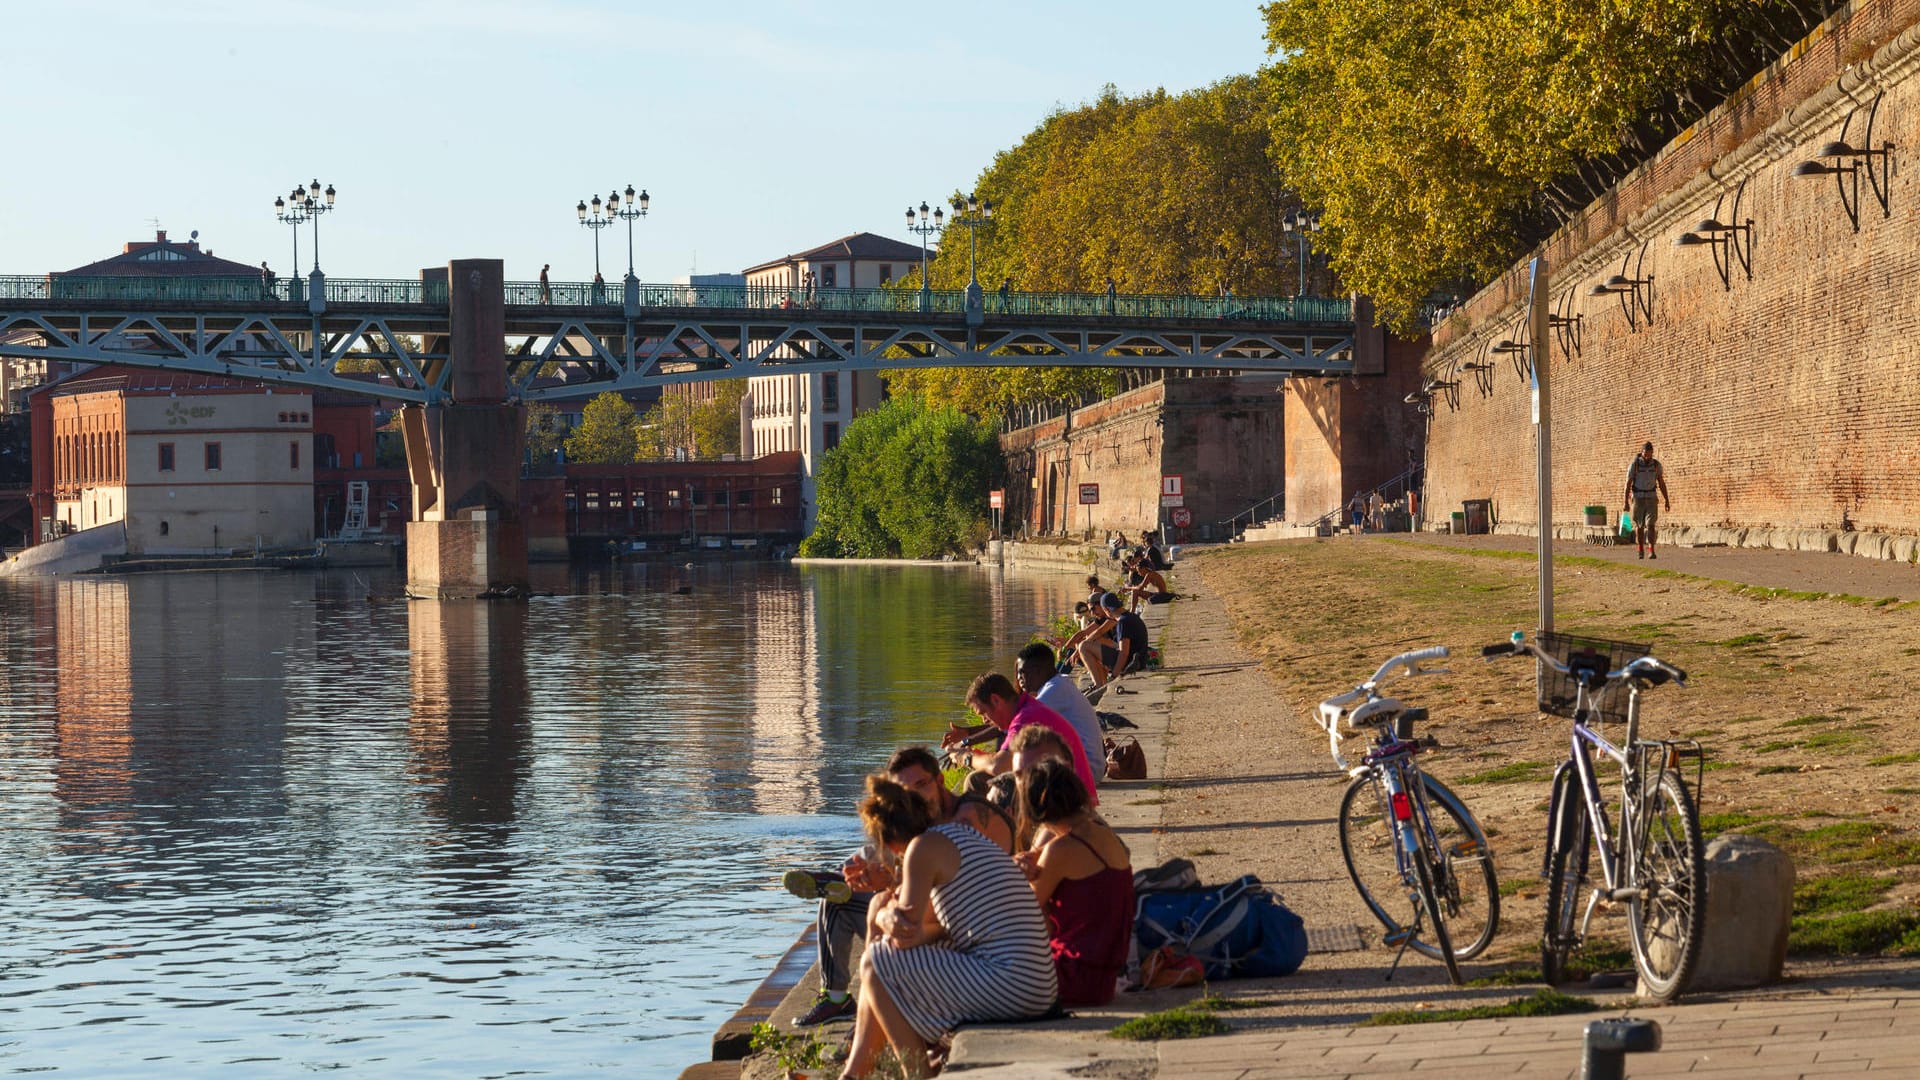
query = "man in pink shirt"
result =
(951, 672, 1099, 800)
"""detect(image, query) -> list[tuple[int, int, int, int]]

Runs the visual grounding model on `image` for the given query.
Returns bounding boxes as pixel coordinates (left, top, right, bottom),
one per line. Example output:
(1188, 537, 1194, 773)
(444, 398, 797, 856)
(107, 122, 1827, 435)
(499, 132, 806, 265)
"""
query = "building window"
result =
(880, 264, 892, 286)
(713, 489, 729, 506)
(772, 486, 784, 505)
(204, 442, 222, 471)
(160, 521, 169, 536)
(158, 443, 175, 472)
(690, 488, 706, 506)
(737, 489, 754, 506)
(290, 441, 300, 470)
(823, 422, 841, 451)
(822, 372, 839, 413)
(822, 264, 837, 288)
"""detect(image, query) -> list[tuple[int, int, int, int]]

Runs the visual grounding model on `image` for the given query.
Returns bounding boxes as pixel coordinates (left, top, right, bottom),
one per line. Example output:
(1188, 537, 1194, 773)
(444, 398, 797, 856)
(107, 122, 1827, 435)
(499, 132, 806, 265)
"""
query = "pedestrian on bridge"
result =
(259, 262, 275, 298)
(998, 275, 1012, 312)
(539, 264, 551, 304)
(1103, 275, 1116, 315)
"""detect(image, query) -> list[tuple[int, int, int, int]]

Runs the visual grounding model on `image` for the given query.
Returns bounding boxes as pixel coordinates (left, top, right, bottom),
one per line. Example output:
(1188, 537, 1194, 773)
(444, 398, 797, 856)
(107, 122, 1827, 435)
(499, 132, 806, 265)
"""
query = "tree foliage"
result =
(1261, 0, 1842, 330)
(524, 401, 565, 463)
(885, 76, 1305, 417)
(800, 396, 1002, 559)
(638, 380, 746, 460)
(564, 391, 640, 464)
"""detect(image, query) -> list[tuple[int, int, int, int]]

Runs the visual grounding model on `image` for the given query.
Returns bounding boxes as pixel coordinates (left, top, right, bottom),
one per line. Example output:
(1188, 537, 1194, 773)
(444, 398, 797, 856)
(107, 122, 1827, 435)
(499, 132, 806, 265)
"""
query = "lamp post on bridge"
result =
(947, 192, 993, 321)
(1282, 210, 1321, 297)
(578, 194, 613, 302)
(273, 179, 335, 301)
(905, 200, 946, 313)
(607, 184, 649, 282)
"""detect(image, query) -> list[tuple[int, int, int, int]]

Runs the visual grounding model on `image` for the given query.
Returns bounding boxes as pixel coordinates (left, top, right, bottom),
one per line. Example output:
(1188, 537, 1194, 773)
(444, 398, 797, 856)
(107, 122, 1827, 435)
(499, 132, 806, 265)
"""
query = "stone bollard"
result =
(1582, 1017, 1661, 1080)
(1640, 834, 1794, 997)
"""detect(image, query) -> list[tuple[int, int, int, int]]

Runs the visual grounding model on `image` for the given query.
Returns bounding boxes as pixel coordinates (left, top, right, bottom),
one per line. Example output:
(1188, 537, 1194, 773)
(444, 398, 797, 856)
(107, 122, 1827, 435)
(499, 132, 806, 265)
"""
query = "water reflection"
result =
(0, 563, 1079, 1077)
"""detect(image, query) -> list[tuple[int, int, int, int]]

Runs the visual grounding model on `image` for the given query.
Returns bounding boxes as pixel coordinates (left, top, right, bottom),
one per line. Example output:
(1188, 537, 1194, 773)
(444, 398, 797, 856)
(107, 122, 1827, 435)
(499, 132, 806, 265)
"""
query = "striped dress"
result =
(866, 822, 1058, 1043)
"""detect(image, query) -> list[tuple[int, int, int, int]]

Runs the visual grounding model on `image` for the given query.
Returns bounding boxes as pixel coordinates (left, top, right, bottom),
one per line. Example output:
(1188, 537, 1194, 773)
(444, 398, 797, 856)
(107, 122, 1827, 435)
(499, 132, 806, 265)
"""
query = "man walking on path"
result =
(1625, 441, 1671, 559)
(538, 264, 551, 303)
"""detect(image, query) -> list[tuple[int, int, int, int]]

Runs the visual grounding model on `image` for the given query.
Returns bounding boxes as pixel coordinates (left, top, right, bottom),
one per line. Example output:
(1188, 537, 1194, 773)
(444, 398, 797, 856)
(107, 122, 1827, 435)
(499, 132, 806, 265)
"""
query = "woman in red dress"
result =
(1015, 760, 1134, 1005)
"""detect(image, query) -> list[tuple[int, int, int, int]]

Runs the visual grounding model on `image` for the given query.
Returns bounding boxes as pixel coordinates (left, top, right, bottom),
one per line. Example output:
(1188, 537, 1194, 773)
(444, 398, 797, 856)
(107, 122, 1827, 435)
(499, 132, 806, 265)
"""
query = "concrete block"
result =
(1681, 834, 1794, 993)
(1891, 536, 1920, 564)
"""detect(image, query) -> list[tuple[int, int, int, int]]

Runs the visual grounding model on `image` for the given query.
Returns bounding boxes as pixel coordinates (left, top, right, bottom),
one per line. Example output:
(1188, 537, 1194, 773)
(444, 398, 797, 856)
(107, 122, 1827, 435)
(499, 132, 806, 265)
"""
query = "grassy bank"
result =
(1195, 538, 1920, 961)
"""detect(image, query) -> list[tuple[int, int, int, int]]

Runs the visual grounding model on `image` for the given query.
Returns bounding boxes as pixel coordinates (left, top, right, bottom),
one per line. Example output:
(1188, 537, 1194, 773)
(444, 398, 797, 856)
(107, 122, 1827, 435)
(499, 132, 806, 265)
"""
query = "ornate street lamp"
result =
(608, 184, 650, 284)
(1282, 210, 1320, 297)
(905, 200, 946, 312)
(274, 179, 335, 300)
(947, 192, 994, 290)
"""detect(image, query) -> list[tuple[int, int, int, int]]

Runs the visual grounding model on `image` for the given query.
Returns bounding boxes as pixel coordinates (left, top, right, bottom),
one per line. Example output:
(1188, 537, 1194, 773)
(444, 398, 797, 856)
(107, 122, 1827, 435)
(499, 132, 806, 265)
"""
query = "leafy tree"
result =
(638, 379, 746, 460)
(1260, 0, 1844, 330)
(524, 401, 565, 464)
(565, 391, 640, 464)
(801, 396, 1002, 558)
(886, 76, 1307, 417)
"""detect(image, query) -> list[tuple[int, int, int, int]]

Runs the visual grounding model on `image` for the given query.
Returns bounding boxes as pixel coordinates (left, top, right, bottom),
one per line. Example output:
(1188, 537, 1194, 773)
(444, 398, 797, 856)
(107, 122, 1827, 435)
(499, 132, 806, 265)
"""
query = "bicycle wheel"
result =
(1627, 769, 1707, 1003)
(1541, 764, 1590, 986)
(1412, 831, 1462, 984)
(1338, 770, 1480, 970)
(1420, 775, 1501, 961)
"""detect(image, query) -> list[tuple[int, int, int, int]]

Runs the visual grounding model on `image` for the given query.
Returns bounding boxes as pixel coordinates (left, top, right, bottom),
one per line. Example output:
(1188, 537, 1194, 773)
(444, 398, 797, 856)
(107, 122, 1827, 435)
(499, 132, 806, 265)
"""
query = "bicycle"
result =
(1483, 631, 1706, 1002)
(1318, 646, 1500, 984)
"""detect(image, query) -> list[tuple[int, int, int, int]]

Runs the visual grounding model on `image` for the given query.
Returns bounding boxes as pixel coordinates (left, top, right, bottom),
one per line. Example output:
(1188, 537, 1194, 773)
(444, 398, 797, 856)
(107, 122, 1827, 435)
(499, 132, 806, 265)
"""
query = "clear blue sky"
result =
(4, 1, 1272, 284)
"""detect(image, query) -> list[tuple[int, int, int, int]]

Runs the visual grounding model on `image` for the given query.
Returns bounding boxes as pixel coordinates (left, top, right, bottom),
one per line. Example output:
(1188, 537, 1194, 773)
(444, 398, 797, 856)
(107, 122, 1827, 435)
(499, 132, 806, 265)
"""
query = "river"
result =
(0, 561, 1080, 1077)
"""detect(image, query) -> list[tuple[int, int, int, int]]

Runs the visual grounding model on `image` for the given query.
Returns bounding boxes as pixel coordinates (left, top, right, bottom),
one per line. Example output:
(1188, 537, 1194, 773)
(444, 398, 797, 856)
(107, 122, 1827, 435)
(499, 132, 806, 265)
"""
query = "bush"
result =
(805, 396, 1002, 559)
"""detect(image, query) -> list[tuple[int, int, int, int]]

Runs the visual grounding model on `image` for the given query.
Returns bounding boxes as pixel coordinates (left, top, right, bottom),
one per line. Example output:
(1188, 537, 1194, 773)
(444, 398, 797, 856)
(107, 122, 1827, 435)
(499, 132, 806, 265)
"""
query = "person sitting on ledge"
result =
(1121, 549, 1172, 608)
(840, 777, 1056, 1079)
(944, 673, 1097, 800)
(1014, 759, 1133, 1007)
(1015, 641, 1103, 784)
(781, 746, 1012, 1028)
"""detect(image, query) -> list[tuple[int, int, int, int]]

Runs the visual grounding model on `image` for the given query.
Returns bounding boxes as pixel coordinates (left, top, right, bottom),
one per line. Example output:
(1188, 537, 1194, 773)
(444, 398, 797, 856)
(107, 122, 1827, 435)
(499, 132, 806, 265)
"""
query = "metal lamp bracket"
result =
(1674, 179, 1754, 290)
(1587, 242, 1655, 331)
(1795, 92, 1895, 232)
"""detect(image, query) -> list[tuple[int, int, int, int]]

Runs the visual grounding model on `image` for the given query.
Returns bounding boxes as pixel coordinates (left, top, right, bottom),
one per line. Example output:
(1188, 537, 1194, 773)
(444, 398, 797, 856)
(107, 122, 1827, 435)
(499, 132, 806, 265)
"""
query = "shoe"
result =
(1650, 549, 1657, 559)
(782, 870, 853, 905)
(1637, 549, 1644, 559)
(792, 991, 856, 1027)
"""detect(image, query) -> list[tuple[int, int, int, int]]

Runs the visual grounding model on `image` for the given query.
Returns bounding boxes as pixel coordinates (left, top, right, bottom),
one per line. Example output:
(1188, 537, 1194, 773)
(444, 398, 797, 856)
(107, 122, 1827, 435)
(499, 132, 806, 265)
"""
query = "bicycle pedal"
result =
(1450, 840, 1482, 857)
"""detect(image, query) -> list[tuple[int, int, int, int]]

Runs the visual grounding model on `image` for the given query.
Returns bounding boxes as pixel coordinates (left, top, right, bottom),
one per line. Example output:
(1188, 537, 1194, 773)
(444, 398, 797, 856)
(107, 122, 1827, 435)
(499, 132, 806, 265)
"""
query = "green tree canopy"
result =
(1260, 0, 1842, 330)
(886, 76, 1305, 417)
(524, 401, 564, 464)
(800, 396, 1002, 559)
(638, 379, 746, 460)
(565, 391, 640, 464)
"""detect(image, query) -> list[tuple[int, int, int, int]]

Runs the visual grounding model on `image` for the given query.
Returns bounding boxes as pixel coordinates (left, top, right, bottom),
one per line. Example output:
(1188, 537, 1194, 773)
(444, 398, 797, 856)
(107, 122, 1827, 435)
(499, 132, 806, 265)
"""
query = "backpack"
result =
(1134, 874, 1307, 981)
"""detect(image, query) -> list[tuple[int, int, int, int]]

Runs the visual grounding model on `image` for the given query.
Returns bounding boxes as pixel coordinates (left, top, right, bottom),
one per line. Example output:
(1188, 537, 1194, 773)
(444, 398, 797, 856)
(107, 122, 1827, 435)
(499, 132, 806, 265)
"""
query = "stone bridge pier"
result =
(402, 260, 528, 599)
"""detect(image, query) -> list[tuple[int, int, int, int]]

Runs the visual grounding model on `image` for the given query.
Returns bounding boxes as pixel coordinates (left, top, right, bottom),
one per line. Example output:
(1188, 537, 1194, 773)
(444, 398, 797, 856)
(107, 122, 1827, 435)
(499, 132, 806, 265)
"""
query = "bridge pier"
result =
(403, 260, 528, 599)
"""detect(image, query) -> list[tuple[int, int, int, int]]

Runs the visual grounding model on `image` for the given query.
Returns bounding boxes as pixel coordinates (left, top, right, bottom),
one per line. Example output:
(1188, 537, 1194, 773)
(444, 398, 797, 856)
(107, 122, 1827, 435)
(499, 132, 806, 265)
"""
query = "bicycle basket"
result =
(1536, 632, 1652, 724)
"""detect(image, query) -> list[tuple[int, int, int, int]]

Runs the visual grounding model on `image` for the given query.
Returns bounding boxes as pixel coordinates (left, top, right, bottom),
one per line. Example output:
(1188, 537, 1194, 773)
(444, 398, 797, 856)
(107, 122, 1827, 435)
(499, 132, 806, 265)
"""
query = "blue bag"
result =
(1134, 874, 1307, 980)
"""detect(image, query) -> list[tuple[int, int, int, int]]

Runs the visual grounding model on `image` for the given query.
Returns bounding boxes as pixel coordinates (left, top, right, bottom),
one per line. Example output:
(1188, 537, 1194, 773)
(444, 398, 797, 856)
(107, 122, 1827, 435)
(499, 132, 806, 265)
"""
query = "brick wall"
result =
(1286, 337, 1428, 524)
(1425, 5, 1920, 536)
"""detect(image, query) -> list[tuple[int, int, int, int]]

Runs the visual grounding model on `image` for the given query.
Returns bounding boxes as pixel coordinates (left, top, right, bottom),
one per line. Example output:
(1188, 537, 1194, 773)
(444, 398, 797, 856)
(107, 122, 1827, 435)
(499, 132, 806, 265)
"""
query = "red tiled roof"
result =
(742, 232, 925, 275)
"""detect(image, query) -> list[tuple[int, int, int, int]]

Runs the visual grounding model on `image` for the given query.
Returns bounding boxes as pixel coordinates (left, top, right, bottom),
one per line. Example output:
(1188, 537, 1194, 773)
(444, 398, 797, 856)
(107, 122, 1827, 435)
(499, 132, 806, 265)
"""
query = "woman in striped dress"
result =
(842, 777, 1056, 1079)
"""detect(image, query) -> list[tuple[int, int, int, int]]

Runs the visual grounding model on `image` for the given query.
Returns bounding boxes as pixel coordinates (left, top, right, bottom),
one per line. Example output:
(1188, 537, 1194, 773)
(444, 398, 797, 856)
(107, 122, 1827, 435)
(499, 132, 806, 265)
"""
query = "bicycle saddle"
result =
(1394, 706, 1429, 741)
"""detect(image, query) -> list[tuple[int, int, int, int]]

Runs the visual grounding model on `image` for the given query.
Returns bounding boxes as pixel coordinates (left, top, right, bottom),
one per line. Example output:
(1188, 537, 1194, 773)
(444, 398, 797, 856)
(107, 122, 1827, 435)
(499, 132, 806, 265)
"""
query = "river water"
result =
(0, 562, 1079, 1077)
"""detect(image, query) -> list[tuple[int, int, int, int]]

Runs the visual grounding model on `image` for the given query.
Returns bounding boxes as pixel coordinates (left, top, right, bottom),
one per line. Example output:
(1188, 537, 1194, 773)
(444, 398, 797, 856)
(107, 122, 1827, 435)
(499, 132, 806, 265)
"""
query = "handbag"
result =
(1104, 736, 1147, 780)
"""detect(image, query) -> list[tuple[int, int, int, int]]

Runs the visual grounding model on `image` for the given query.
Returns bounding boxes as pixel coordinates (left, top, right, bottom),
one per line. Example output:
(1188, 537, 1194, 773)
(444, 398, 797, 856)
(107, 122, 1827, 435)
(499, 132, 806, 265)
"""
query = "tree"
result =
(883, 76, 1305, 417)
(565, 391, 640, 464)
(800, 396, 1002, 559)
(524, 401, 565, 463)
(637, 379, 746, 460)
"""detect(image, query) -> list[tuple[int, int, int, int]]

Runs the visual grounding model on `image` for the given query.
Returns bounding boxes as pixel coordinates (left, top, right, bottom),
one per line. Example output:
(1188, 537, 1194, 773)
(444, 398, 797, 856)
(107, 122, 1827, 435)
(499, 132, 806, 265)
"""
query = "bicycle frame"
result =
(1365, 742, 1448, 905)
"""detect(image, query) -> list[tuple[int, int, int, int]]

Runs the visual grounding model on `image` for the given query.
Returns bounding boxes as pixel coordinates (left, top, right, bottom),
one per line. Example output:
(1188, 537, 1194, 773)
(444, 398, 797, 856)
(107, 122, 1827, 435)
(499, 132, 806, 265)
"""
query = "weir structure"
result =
(0, 264, 1383, 595)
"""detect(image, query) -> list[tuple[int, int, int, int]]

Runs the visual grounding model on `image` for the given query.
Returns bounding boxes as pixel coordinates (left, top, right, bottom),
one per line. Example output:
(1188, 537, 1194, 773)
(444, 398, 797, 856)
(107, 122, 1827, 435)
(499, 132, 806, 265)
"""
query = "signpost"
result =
(1079, 482, 1099, 536)
(989, 489, 1004, 538)
(1169, 507, 1192, 528)
(1159, 474, 1185, 541)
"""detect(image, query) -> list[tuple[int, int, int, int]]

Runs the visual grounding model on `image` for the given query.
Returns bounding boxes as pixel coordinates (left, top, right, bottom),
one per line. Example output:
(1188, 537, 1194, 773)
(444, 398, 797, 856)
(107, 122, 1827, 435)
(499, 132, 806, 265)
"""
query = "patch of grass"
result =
(1757, 731, 1865, 754)
(1700, 811, 1784, 835)
(1464, 966, 1541, 987)
(1459, 761, 1555, 785)
(1498, 876, 1536, 897)
(1755, 764, 1801, 775)
(1794, 874, 1895, 917)
(1360, 989, 1600, 1027)
(1684, 728, 1721, 739)
(1110, 1003, 1231, 1041)
(1789, 910, 1920, 956)
(1131, 797, 1171, 806)
(1780, 821, 1920, 866)
(1718, 633, 1771, 647)
(1701, 759, 1742, 771)
(1869, 753, 1920, 767)
(1884, 787, 1920, 796)
(1191, 995, 1278, 1011)
(1728, 715, 1768, 724)
(1188, 847, 1221, 857)
(1781, 714, 1840, 727)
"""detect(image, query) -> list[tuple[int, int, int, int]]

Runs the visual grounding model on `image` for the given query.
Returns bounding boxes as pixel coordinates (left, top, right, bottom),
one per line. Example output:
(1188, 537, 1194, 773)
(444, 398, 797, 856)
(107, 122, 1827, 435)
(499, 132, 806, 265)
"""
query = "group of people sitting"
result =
(781, 645, 1135, 1079)
(1058, 583, 1153, 689)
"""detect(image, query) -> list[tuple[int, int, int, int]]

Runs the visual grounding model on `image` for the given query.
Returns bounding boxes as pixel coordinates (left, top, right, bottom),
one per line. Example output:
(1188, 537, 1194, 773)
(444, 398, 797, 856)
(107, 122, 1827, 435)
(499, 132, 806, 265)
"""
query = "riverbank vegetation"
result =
(562, 385, 745, 463)
(799, 396, 1001, 558)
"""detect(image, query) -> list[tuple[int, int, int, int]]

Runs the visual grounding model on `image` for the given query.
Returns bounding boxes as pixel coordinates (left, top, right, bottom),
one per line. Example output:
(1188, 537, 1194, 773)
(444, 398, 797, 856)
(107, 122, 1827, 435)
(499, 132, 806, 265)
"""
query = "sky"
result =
(3, 1, 1273, 285)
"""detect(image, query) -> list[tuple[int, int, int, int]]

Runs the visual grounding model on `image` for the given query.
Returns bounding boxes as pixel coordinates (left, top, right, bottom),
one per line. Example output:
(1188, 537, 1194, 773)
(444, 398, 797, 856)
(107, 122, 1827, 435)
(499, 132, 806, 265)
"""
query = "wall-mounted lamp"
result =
(1588, 242, 1655, 331)
(1460, 359, 1496, 398)
(1549, 286, 1582, 358)
(1792, 92, 1894, 233)
(1674, 180, 1753, 290)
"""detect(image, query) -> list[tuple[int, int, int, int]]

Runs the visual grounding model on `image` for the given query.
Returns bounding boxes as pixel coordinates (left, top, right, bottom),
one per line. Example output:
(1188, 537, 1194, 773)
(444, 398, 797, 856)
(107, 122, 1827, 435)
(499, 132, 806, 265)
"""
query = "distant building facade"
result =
(739, 232, 919, 528)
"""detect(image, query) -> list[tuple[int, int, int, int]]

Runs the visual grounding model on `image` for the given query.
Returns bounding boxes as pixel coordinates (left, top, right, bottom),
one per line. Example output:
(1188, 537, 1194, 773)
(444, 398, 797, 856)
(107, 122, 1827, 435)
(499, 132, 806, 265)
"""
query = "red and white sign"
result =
(988, 489, 1004, 509)
(1169, 507, 1193, 528)
(1078, 483, 1101, 506)
(1161, 475, 1184, 497)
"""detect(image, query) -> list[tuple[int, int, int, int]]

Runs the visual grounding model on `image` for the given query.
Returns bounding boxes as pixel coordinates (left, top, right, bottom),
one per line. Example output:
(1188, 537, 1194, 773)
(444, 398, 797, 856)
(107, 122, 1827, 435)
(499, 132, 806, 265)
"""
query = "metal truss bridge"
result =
(0, 274, 1361, 404)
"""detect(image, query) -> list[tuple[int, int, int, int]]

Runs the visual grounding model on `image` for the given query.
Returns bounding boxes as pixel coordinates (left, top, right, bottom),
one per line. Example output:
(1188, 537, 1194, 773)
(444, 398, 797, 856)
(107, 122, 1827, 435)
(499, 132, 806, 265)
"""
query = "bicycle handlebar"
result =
(1482, 635, 1688, 688)
(1317, 645, 1451, 771)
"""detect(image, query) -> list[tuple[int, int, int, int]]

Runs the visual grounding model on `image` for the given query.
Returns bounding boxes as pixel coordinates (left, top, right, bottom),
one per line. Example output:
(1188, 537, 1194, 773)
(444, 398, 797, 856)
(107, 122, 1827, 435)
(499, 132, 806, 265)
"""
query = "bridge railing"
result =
(0, 273, 1354, 324)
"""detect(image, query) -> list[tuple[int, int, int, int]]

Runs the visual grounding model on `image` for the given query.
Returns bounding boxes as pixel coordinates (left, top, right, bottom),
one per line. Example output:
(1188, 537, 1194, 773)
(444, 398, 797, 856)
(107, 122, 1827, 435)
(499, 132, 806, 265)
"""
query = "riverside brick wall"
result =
(1000, 376, 1288, 540)
(1425, 4, 1920, 538)
(1285, 336, 1429, 524)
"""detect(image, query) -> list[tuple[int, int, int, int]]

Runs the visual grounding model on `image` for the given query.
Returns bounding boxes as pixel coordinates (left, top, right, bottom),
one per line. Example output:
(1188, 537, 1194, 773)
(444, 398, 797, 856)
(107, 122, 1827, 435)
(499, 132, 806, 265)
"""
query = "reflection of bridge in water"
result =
(0, 273, 1368, 403)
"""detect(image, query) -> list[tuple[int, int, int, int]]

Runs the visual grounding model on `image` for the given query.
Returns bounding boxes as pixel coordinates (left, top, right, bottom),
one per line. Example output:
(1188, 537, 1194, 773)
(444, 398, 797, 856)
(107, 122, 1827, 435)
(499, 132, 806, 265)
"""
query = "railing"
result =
(0, 273, 1355, 325)
(1220, 490, 1287, 539)
(1303, 463, 1425, 534)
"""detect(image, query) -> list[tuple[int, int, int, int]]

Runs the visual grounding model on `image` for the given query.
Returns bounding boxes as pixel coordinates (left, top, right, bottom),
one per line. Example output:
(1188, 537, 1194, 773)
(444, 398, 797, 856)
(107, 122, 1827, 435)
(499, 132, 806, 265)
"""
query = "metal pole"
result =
(1297, 233, 1307, 296)
(1529, 255, 1553, 634)
(626, 216, 635, 279)
(593, 226, 602, 280)
(311, 212, 321, 274)
(919, 232, 930, 313)
(969, 223, 979, 287)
